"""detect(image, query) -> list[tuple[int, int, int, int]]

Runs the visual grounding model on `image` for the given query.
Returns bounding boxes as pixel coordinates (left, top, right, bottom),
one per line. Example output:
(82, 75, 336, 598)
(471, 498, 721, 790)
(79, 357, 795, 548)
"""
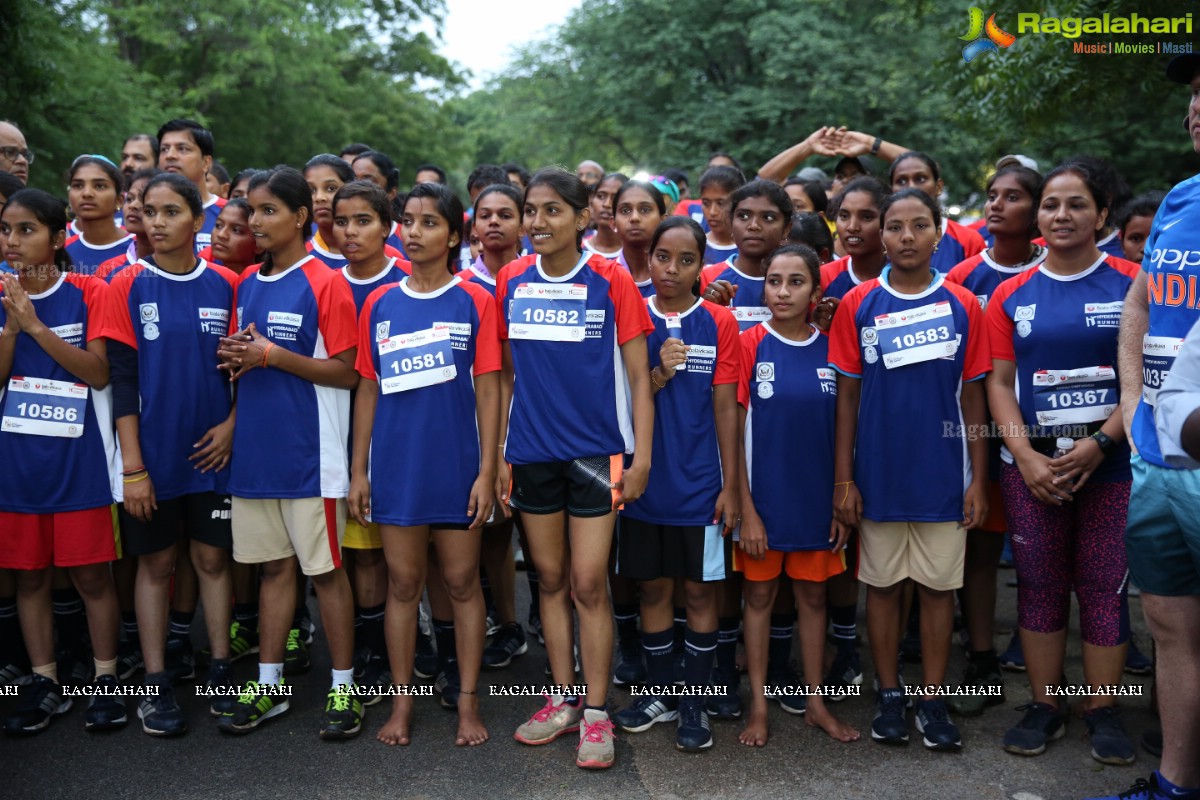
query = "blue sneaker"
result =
(675, 698, 713, 752)
(612, 637, 646, 687)
(1124, 636, 1153, 676)
(1083, 774, 1200, 800)
(83, 674, 129, 731)
(705, 666, 742, 719)
(823, 649, 863, 702)
(1002, 702, 1066, 756)
(614, 694, 678, 732)
(2, 674, 71, 734)
(999, 631, 1026, 672)
(914, 698, 961, 751)
(1084, 706, 1135, 766)
(138, 681, 187, 736)
(766, 667, 807, 715)
(870, 687, 909, 744)
(414, 629, 438, 679)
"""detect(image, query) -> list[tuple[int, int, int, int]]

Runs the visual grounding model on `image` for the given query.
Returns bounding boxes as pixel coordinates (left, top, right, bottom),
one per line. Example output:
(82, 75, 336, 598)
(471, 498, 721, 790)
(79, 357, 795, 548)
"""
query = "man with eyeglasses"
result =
(0, 121, 32, 185)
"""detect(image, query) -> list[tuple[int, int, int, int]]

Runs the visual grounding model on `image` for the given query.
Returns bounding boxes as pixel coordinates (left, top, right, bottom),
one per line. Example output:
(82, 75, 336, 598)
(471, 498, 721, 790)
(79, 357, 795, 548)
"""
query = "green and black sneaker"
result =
(217, 681, 290, 734)
(319, 684, 363, 740)
(228, 621, 260, 663)
(283, 628, 310, 676)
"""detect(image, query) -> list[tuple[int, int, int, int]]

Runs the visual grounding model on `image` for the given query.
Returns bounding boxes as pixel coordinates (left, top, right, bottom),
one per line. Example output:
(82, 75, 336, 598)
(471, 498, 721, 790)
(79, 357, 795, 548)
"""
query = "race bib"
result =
(1032, 366, 1117, 425)
(732, 306, 771, 329)
(378, 326, 456, 394)
(509, 283, 587, 342)
(1142, 335, 1184, 407)
(875, 301, 959, 369)
(677, 344, 716, 374)
(2, 377, 88, 437)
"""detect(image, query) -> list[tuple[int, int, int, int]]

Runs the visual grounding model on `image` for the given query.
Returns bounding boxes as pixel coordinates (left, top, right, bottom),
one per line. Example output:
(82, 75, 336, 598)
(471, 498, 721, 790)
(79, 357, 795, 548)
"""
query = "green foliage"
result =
(1, 0, 465, 191)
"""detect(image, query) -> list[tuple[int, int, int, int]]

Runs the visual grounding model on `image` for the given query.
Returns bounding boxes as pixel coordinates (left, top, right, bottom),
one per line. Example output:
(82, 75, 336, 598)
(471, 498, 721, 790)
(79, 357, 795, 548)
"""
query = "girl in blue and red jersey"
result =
(209, 199, 259, 274)
(306, 154, 358, 269)
(889, 152, 985, 274)
(699, 180, 793, 332)
(821, 177, 889, 302)
(349, 182, 501, 749)
(698, 165, 745, 265)
(829, 188, 990, 753)
(465, 184, 523, 293)
(107, 173, 240, 735)
(65, 156, 133, 277)
(96, 168, 162, 282)
(214, 166, 361, 738)
(986, 163, 1139, 764)
(499, 168, 655, 770)
(737, 244, 859, 749)
(351, 151, 407, 258)
(0, 189, 127, 735)
(582, 172, 627, 260)
(613, 181, 666, 300)
(612, 217, 739, 752)
(944, 164, 1046, 699)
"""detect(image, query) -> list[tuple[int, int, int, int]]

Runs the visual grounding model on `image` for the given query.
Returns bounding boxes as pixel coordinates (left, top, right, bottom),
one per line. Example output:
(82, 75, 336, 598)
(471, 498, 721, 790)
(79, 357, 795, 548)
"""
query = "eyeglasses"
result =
(0, 146, 34, 165)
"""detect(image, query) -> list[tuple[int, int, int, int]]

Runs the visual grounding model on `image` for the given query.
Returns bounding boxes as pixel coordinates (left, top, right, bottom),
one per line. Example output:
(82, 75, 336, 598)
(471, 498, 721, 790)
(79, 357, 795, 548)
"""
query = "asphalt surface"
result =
(1, 567, 1158, 800)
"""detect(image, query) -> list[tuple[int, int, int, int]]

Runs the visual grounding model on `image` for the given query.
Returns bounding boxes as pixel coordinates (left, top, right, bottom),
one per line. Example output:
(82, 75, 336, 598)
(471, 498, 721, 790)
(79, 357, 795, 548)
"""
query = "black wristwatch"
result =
(870, 136, 882, 156)
(1090, 431, 1116, 457)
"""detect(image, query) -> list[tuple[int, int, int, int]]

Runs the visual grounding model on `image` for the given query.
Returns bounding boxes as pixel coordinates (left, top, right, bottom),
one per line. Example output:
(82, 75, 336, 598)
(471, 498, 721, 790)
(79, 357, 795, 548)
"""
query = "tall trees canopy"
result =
(2, 0, 1193, 204)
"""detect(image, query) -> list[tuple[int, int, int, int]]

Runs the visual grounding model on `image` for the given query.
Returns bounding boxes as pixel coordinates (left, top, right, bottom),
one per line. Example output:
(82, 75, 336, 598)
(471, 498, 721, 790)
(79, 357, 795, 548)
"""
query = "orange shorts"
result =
(0, 506, 117, 569)
(734, 546, 846, 582)
(978, 479, 1007, 533)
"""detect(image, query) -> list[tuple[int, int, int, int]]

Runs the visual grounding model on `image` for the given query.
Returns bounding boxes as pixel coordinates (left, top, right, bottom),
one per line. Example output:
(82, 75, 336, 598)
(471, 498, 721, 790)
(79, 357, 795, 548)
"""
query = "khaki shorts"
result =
(857, 519, 965, 591)
(343, 518, 382, 550)
(232, 497, 346, 576)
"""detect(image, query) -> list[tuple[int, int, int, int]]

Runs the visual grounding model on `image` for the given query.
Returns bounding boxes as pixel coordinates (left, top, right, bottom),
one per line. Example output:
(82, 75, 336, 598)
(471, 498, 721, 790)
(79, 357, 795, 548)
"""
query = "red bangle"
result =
(122, 466, 146, 475)
(261, 343, 274, 369)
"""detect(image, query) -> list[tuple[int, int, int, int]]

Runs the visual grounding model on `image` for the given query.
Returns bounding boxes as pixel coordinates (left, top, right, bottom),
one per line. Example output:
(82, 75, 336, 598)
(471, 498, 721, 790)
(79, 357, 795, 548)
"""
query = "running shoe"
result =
(165, 635, 196, 683)
(675, 698, 713, 752)
(84, 674, 129, 731)
(0, 660, 30, 687)
(138, 681, 187, 736)
(1124, 636, 1153, 676)
(320, 684, 363, 740)
(435, 664, 460, 710)
(527, 614, 545, 646)
(822, 648, 863, 702)
(705, 665, 742, 719)
(1083, 775, 1197, 800)
(357, 656, 392, 707)
(482, 622, 528, 670)
(296, 609, 316, 645)
(766, 666, 807, 715)
(2, 674, 71, 734)
(514, 695, 582, 745)
(999, 631, 1026, 672)
(914, 698, 961, 751)
(612, 636, 646, 686)
(870, 687, 909, 745)
(613, 694, 678, 733)
(946, 653, 1004, 716)
(228, 621, 260, 663)
(205, 659, 238, 716)
(217, 681, 290, 734)
(116, 636, 143, 680)
(576, 708, 616, 769)
(1003, 702, 1066, 756)
(283, 628, 311, 676)
(414, 629, 437, 679)
(1084, 706, 1136, 765)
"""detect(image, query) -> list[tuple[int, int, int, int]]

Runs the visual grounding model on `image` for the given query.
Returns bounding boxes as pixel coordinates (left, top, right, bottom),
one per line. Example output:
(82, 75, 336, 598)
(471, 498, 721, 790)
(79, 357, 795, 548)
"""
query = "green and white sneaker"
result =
(319, 684, 364, 740)
(217, 681, 289, 734)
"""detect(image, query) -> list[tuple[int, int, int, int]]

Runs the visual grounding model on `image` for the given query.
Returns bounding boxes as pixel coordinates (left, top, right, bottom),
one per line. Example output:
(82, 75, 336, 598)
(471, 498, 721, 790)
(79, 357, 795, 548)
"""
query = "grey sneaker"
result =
(576, 708, 616, 769)
(514, 695, 582, 745)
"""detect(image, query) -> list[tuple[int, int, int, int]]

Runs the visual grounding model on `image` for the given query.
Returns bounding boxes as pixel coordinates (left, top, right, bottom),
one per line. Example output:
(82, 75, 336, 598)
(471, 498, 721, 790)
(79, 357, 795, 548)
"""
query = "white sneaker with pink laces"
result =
(576, 708, 616, 769)
(513, 694, 582, 745)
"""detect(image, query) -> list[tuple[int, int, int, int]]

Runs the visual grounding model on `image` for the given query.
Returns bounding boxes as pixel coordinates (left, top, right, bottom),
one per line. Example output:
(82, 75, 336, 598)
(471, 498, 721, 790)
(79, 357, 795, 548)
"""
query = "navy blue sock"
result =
(641, 628, 674, 690)
(361, 603, 386, 657)
(52, 588, 86, 657)
(830, 603, 858, 655)
(168, 608, 194, 640)
(715, 616, 739, 675)
(614, 603, 639, 645)
(683, 627, 717, 689)
(672, 607, 687, 653)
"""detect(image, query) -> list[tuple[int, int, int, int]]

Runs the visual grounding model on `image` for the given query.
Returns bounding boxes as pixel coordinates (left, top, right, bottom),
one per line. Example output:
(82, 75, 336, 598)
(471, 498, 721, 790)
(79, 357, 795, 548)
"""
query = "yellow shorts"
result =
(343, 518, 382, 550)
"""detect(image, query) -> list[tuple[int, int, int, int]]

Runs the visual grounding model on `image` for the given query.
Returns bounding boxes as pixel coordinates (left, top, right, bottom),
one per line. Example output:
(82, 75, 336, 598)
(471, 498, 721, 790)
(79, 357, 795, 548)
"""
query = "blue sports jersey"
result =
(945, 247, 1047, 311)
(740, 322, 837, 550)
(930, 219, 986, 275)
(385, 222, 408, 259)
(1133, 173, 1200, 468)
(1097, 228, 1126, 259)
(229, 256, 358, 499)
(699, 258, 767, 331)
(340, 257, 411, 316)
(820, 256, 885, 302)
(65, 232, 134, 277)
(497, 252, 654, 464)
(703, 238, 738, 267)
(622, 297, 739, 525)
(615, 251, 655, 300)
(829, 268, 991, 522)
(108, 259, 237, 499)
(196, 196, 225, 253)
(356, 276, 500, 525)
(989, 255, 1138, 483)
(0, 273, 120, 513)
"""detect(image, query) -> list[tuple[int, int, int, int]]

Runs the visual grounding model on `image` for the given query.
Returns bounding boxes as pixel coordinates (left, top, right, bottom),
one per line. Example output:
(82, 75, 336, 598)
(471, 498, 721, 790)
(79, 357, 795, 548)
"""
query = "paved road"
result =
(1, 570, 1157, 800)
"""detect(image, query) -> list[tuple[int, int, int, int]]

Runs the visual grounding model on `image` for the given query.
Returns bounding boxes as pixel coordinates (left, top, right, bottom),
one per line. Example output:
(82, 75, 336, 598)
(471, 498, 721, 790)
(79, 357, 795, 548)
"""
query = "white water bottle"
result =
(1052, 437, 1075, 493)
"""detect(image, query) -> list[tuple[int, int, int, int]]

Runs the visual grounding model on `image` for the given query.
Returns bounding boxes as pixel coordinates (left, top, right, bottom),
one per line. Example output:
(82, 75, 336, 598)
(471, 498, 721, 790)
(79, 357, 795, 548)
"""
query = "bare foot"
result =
(738, 705, 769, 747)
(804, 698, 860, 743)
(455, 693, 489, 746)
(376, 695, 413, 746)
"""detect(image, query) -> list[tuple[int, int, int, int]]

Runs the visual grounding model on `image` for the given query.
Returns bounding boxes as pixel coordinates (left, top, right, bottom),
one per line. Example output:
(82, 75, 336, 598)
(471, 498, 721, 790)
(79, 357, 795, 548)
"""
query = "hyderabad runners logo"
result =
(960, 7, 1016, 62)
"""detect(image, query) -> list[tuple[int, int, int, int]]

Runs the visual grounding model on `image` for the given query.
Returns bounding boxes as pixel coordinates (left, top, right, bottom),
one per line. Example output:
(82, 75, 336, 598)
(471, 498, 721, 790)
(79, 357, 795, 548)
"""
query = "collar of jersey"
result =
(255, 255, 315, 282)
(74, 231, 134, 251)
(25, 271, 67, 300)
(399, 273, 461, 299)
(763, 321, 820, 347)
(309, 233, 343, 261)
(723, 256, 763, 282)
(879, 266, 943, 300)
(649, 296, 701, 321)
(535, 251, 590, 282)
(341, 257, 398, 285)
(139, 256, 207, 282)
(1037, 252, 1108, 283)
(981, 245, 1047, 274)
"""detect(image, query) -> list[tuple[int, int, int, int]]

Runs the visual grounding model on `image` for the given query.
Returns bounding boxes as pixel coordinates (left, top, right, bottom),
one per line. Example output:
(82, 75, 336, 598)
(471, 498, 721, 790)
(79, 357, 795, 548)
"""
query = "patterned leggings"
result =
(1000, 464, 1131, 647)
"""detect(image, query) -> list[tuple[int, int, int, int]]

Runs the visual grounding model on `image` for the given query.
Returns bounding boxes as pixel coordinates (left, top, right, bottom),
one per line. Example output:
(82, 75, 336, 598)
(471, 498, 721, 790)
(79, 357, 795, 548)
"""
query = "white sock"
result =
(331, 668, 354, 689)
(258, 662, 284, 685)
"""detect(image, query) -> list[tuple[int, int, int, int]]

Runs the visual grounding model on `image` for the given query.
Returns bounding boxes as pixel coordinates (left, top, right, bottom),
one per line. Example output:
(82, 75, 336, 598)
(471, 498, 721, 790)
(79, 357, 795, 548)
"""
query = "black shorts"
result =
(119, 492, 232, 556)
(510, 456, 620, 518)
(616, 516, 731, 583)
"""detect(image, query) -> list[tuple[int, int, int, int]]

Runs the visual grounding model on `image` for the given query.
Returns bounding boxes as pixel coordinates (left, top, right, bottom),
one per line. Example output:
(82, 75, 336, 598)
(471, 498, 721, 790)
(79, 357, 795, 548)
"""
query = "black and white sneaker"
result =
(2, 674, 72, 734)
(482, 623, 528, 670)
(84, 674, 129, 731)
